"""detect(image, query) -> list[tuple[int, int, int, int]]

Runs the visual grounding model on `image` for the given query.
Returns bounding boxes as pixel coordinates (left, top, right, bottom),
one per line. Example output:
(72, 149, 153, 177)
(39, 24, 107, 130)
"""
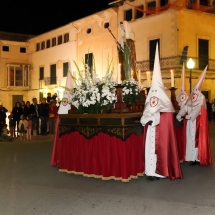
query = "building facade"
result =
(1, 0, 215, 110)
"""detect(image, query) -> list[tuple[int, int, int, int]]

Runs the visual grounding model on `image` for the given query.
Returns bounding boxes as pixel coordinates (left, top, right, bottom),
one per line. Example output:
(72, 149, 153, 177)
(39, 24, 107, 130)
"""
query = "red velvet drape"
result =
(52, 131, 144, 182)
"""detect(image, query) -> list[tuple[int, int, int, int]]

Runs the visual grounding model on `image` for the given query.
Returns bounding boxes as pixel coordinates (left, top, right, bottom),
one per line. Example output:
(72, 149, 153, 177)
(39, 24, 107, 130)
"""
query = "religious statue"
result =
(117, 21, 137, 81)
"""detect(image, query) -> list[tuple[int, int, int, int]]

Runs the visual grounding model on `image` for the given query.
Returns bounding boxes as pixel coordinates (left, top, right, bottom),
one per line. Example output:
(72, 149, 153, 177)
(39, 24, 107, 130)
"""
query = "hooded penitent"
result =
(187, 66, 207, 109)
(58, 71, 74, 114)
(141, 43, 174, 117)
(176, 63, 189, 108)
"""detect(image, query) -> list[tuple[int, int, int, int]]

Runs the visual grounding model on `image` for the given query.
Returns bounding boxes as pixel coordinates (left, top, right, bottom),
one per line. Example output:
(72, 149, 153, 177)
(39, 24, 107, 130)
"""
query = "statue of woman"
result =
(117, 21, 137, 81)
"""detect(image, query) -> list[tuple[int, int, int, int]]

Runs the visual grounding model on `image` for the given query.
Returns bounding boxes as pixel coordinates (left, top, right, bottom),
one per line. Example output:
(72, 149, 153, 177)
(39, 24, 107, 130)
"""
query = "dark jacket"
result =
(39, 103, 49, 117)
(29, 104, 40, 118)
(0, 106, 8, 122)
(11, 106, 22, 121)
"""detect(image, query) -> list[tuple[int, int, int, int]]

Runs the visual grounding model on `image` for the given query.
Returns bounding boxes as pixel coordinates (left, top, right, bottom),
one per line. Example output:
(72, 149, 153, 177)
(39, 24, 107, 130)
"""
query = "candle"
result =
(170, 70, 174, 87)
(138, 70, 141, 86)
(146, 71, 150, 87)
(117, 64, 121, 84)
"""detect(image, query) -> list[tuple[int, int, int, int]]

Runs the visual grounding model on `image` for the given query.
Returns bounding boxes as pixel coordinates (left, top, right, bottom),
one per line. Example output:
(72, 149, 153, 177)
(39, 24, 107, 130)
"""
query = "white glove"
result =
(176, 114, 182, 121)
(185, 115, 191, 120)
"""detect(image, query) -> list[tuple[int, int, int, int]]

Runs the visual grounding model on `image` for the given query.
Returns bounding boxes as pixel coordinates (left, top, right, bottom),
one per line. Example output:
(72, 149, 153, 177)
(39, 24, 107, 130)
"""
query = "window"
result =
(7, 65, 30, 87)
(64, 33, 69, 43)
(86, 28, 91, 34)
(36, 43, 40, 51)
(20, 47, 26, 53)
(41, 41, 45, 50)
(2, 46, 9, 52)
(147, 1, 156, 16)
(58, 35, 62, 45)
(85, 53, 93, 76)
(198, 39, 209, 70)
(50, 64, 56, 84)
(125, 9, 132, 21)
(46, 39, 50, 48)
(39, 67, 44, 80)
(136, 5, 144, 19)
(63, 62, 69, 77)
(52, 38, 56, 46)
(149, 39, 160, 71)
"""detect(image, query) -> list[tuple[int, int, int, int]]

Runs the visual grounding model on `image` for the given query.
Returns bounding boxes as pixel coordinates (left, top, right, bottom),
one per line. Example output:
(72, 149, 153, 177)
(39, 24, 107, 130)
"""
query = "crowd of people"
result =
(0, 93, 58, 141)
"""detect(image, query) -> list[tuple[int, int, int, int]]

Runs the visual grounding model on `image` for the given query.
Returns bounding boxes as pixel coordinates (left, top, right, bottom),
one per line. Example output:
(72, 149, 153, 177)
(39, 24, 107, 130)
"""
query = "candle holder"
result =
(111, 84, 129, 113)
(169, 87, 180, 111)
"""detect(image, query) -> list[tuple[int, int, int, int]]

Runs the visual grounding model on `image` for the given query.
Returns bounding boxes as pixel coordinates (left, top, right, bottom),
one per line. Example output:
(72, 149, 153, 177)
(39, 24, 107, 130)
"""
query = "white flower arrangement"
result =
(122, 78, 143, 105)
(69, 59, 117, 113)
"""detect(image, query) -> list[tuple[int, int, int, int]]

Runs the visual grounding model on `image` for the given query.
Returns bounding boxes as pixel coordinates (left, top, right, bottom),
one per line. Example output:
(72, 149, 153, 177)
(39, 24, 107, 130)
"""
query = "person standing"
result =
(140, 44, 183, 181)
(18, 115, 27, 140)
(212, 99, 215, 122)
(26, 115, 32, 140)
(175, 63, 189, 162)
(176, 66, 212, 166)
(30, 98, 40, 135)
(39, 98, 49, 135)
(8, 115, 15, 137)
(11, 102, 22, 137)
(48, 100, 57, 135)
(0, 101, 8, 133)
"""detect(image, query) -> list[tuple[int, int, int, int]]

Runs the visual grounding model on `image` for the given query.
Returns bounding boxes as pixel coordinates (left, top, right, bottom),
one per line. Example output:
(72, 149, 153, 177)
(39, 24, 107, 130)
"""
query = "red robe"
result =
(184, 107, 212, 166)
(143, 112, 183, 180)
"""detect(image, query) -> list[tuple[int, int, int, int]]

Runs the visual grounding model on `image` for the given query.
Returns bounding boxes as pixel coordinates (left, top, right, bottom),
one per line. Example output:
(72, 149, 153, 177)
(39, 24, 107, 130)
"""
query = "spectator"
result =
(47, 93, 52, 103)
(11, 102, 22, 137)
(0, 101, 8, 133)
(39, 98, 49, 135)
(49, 100, 58, 135)
(212, 99, 215, 122)
(206, 99, 212, 123)
(26, 115, 32, 140)
(0, 124, 12, 141)
(20, 101, 26, 116)
(24, 101, 31, 117)
(18, 115, 27, 140)
(8, 115, 15, 137)
(30, 98, 40, 135)
(52, 93, 58, 101)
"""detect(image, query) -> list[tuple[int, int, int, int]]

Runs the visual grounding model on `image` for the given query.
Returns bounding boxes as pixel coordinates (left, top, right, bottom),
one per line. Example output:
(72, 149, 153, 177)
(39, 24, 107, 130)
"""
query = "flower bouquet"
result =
(122, 78, 143, 106)
(69, 60, 117, 114)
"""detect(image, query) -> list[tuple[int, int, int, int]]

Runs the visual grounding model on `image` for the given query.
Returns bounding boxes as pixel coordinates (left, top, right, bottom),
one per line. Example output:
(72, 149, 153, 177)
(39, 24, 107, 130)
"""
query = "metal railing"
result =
(136, 56, 215, 72)
(44, 76, 57, 85)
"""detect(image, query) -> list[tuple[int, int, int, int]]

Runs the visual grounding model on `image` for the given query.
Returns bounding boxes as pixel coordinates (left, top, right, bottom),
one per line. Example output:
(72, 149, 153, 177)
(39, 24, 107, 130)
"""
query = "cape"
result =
(143, 112, 183, 180)
(196, 107, 212, 166)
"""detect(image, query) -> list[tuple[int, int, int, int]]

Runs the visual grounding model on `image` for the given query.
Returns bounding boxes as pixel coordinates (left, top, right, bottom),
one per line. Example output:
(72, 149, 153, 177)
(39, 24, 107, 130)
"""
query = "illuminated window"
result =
(7, 64, 30, 87)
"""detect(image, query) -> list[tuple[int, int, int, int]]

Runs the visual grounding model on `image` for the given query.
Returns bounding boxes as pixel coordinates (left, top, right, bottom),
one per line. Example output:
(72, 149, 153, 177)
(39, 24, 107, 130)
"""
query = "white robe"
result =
(141, 113, 165, 177)
(177, 104, 201, 162)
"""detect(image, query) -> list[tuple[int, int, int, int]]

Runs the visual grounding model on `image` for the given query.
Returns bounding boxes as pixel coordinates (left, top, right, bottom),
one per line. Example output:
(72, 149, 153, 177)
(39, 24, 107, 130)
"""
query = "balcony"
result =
(44, 76, 57, 85)
(136, 56, 215, 72)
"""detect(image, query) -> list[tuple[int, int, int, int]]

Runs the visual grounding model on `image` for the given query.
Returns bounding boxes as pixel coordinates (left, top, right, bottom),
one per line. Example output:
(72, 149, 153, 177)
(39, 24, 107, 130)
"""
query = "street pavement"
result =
(0, 124, 215, 215)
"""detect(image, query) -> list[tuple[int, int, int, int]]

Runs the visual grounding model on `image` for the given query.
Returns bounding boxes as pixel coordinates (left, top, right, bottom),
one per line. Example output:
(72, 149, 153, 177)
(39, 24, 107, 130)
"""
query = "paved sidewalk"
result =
(0, 134, 55, 142)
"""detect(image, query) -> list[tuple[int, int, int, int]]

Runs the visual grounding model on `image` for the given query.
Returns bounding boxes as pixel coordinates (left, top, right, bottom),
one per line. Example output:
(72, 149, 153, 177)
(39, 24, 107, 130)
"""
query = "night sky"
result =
(0, 0, 114, 36)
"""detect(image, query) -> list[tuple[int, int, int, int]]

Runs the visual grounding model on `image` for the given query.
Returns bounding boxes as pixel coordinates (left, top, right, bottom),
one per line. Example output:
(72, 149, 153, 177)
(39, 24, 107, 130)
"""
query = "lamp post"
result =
(187, 58, 195, 93)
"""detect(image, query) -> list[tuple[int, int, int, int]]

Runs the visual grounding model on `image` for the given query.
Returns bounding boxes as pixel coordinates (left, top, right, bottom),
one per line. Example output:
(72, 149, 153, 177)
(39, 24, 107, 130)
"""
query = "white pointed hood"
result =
(143, 43, 175, 115)
(58, 71, 73, 114)
(176, 63, 189, 108)
(187, 66, 207, 108)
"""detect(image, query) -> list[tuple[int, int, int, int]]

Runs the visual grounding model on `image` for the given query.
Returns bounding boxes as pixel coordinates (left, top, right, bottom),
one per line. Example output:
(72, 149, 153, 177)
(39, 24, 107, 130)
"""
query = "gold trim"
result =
(75, 126, 102, 138)
(59, 169, 144, 182)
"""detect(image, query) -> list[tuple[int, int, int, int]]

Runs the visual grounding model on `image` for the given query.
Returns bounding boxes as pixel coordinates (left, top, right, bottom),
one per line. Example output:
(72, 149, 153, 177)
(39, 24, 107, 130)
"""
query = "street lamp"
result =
(187, 58, 195, 93)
